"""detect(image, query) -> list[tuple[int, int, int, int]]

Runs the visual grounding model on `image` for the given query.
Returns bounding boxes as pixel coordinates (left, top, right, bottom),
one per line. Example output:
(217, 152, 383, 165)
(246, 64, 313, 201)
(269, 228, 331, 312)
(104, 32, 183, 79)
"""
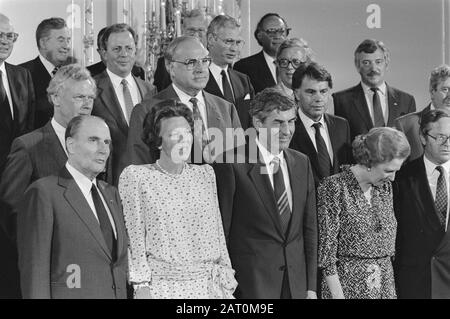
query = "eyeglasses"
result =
(72, 94, 96, 103)
(171, 57, 212, 70)
(0, 31, 19, 43)
(261, 28, 290, 37)
(426, 133, 450, 145)
(215, 36, 245, 48)
(276, 58, 307, 69)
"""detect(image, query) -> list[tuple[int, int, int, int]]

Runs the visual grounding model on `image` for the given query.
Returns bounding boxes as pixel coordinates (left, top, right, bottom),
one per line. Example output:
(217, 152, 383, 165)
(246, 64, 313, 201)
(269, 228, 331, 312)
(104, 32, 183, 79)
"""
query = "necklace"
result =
(155, 160, 185, 178)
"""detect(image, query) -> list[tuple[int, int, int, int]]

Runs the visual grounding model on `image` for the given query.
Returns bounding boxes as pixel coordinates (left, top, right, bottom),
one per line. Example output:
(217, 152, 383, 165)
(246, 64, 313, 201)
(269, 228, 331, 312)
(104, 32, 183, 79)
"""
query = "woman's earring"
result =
(367, 167, 371, 172)
(158, 145, 162, 150)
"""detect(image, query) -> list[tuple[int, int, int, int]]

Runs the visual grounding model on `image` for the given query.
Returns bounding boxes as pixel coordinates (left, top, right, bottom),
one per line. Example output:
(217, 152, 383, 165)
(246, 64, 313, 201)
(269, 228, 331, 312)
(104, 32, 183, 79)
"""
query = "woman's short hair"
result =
(275, 37, 314, 62)
(352, 127, 411, 167)
(142, 99, 194, 159)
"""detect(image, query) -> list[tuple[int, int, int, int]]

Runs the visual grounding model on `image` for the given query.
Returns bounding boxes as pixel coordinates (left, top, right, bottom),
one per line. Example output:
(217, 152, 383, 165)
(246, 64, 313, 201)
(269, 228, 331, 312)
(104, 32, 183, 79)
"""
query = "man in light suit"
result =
(92, 23, 152, 186)
(206, 15, 254, 129)
(333, 39, 416, 141)
(395, 64, 450, 162)
(20, 17, 71, 129)
(126, 35, 241, 166)
(289, 62, 351, 186)
(233, 13, 290, 94)
(0, 13, 35, 300)
(18, 115, 128, 299)
(214, 87, 317, 299)
(394, 109, 450, 298)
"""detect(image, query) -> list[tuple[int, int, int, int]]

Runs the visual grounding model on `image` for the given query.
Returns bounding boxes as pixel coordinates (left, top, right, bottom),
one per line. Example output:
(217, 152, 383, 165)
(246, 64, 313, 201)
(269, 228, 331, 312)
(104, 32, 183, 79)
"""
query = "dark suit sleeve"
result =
(408, 95, 416, 113)
(0, 138, 33, 239)
(126, 103, 154, 166)
(17, 181, 53, 299)
(212, 163, 236, 244)
(229, 102, 242, 129)
(303, 158, 318, 291)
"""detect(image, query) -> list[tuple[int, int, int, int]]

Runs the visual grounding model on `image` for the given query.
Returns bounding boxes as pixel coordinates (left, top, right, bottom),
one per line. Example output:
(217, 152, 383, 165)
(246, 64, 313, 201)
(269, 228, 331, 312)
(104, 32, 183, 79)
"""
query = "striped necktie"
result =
(272, 157, 291, 233)
(436, 165, 448, 229)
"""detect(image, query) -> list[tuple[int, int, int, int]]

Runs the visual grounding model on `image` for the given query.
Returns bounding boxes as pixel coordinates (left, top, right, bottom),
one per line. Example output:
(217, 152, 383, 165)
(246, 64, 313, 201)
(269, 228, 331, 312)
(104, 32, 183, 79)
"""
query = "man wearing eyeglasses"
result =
(394, 109, 450, 298)
(0, 64, 95, 299)
(396, 65, 450, 162)
(153, 9, 208, 92)
(333, 39, 416, 142)
(92, 23, 152, 186)
(206, 15, 254, 129)
(126, 35, 242, 166)
(19, 17, 71, 130)
(0, 12, 35, 299)
(234, 13, 290, 94)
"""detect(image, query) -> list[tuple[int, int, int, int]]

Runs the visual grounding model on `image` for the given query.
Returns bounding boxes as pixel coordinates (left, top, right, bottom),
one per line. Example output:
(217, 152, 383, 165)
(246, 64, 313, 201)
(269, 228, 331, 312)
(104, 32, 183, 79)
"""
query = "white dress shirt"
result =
(51, 118, 68, 156)
(65, 162, 117, 237)
(172, 83, 209, 130)
(256, 138, 293, 210)
(106, 69, 141, 123)
(297, 108, 334, 162)
(209, 62, 235, 98)
(424, 155, 450, 231)
(263, 50, 277, 83)
(361, 81, 388, 125)
(39, 54, 57, 76)
(0, 62, 14, 119)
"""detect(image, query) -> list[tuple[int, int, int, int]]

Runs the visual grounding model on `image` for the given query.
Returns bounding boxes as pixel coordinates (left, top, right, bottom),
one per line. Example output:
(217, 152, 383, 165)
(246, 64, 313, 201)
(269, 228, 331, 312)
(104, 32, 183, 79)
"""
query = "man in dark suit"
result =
(126, 35, 242, 166)
(0, 13, 35, 300)
(290, 62, 351, 186)
(394, 109, 450, 299)
(17, 115, 128, 299)
(20, 17, 71, 129)
(396, 64, 450, 162)
(206, 15, 254, 129)
(214, 87, 317, 299)
(333, 39, 416, 141)
(92, 24, 152, 186)
(233, 13, 290, 94)
(153, 9, 208, 92)
(87, 26, 145, 80)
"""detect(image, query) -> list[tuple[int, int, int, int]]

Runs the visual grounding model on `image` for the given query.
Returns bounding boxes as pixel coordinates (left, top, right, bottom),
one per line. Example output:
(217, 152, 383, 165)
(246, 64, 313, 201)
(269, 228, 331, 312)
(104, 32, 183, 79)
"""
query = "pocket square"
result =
(244, 94, 251, 100)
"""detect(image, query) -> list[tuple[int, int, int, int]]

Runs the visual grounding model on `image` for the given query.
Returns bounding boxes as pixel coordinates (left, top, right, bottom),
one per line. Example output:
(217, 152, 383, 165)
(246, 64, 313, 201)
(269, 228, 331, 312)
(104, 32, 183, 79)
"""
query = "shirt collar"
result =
(298, 107, 325, 128)
(255, 137, 285, 165)
(106, 68, 134, 89)
(361, 81, 387, 96)
(209, 61, 228, 78)
(279, 81, 293, 96)
(39, 54, 57, 76)
(0, 62, 6, 75)
(65, 162, 97, 198)
(430, 103, 436, 110)
(424, 154, 450, 177)
(171, 83, 205, 108)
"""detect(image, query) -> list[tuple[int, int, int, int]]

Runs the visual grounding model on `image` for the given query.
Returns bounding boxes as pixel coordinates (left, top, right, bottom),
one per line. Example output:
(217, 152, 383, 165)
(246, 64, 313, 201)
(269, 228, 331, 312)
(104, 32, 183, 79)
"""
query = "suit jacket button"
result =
(112, 285, 116, 289)
(279, 265, 286, 271)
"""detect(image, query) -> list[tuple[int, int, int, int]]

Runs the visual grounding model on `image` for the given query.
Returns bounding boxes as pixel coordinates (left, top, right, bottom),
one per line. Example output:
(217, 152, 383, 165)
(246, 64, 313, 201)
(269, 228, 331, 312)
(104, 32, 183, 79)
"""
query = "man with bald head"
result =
(0, 12, 35, 299)
(127, 35, 242, 166)
(153, 9, 208, 92)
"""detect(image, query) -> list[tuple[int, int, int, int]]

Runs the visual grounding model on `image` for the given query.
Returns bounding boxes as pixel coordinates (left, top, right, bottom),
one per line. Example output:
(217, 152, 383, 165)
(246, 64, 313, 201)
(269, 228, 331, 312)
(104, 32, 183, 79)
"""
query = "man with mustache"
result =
(20, 17, 71, 129)
(396, 65, 450, 162)
(394, 109, 450, 298)
(234, 13, 290, 94)
(333, 39, 416, 141)
(206, 14, 254, 129)
(92, 23, 152, 186)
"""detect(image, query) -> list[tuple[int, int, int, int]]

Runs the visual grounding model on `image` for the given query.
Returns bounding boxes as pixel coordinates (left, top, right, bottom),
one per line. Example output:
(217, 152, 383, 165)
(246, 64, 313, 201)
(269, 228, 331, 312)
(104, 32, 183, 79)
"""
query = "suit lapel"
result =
(228, 69, 245, 99)
(203, 91, 224, 130)
(59, 168, 112, 260)
(256, 51, 276, 86)
(134, 75, 150, 101)
(353, 84, 373, 131)
(205, 70, 224, 99)
(43, 122, 67, 166)
(284, 150, 301, 240)
(386, 84, 400, 126)
(324, 114, 339, 172)
(5, 63, 21, 127)
(293, 119, 320, 174)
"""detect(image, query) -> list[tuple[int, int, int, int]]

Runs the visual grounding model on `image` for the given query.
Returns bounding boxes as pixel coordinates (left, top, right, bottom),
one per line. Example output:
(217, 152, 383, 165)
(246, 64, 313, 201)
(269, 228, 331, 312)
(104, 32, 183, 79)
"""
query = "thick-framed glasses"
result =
(0, 31, 19, 43)
(276, 58, 306, 69)
(262, 28, 290, 37)
(426, 133, 450, 145)
(215, 36, 245, 49)
(171, 57, 212, 70)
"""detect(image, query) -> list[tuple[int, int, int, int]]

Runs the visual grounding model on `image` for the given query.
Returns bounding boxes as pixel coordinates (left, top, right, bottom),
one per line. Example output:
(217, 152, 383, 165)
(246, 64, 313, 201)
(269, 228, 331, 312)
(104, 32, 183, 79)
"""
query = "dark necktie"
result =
(121, 79, 134, 123)
(51, 66, 59, 77)
(312, 122, 332, 178)
(272, 157, 291, 234)
(221, 69, 234, 104)
(0, 70, 12, 120)
(190, 97, 209, 163)
(435, 166, 448, 228)
(91, 184, 117, 260)
(370, 87, 385, 127)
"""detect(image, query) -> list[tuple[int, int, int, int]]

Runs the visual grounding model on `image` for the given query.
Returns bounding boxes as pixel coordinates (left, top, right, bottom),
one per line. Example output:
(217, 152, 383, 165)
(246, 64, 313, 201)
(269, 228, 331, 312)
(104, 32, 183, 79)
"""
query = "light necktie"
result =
(221, 69, 234, 104)
(370, 87, 385, 127)
(435, 165, 448, 229)
(312, 122, 332, 179)
(190, 97, 208, 163)
(121, 78, 134, 123)
(91, 184, 117, 260)
(271, 157, 291, 234)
